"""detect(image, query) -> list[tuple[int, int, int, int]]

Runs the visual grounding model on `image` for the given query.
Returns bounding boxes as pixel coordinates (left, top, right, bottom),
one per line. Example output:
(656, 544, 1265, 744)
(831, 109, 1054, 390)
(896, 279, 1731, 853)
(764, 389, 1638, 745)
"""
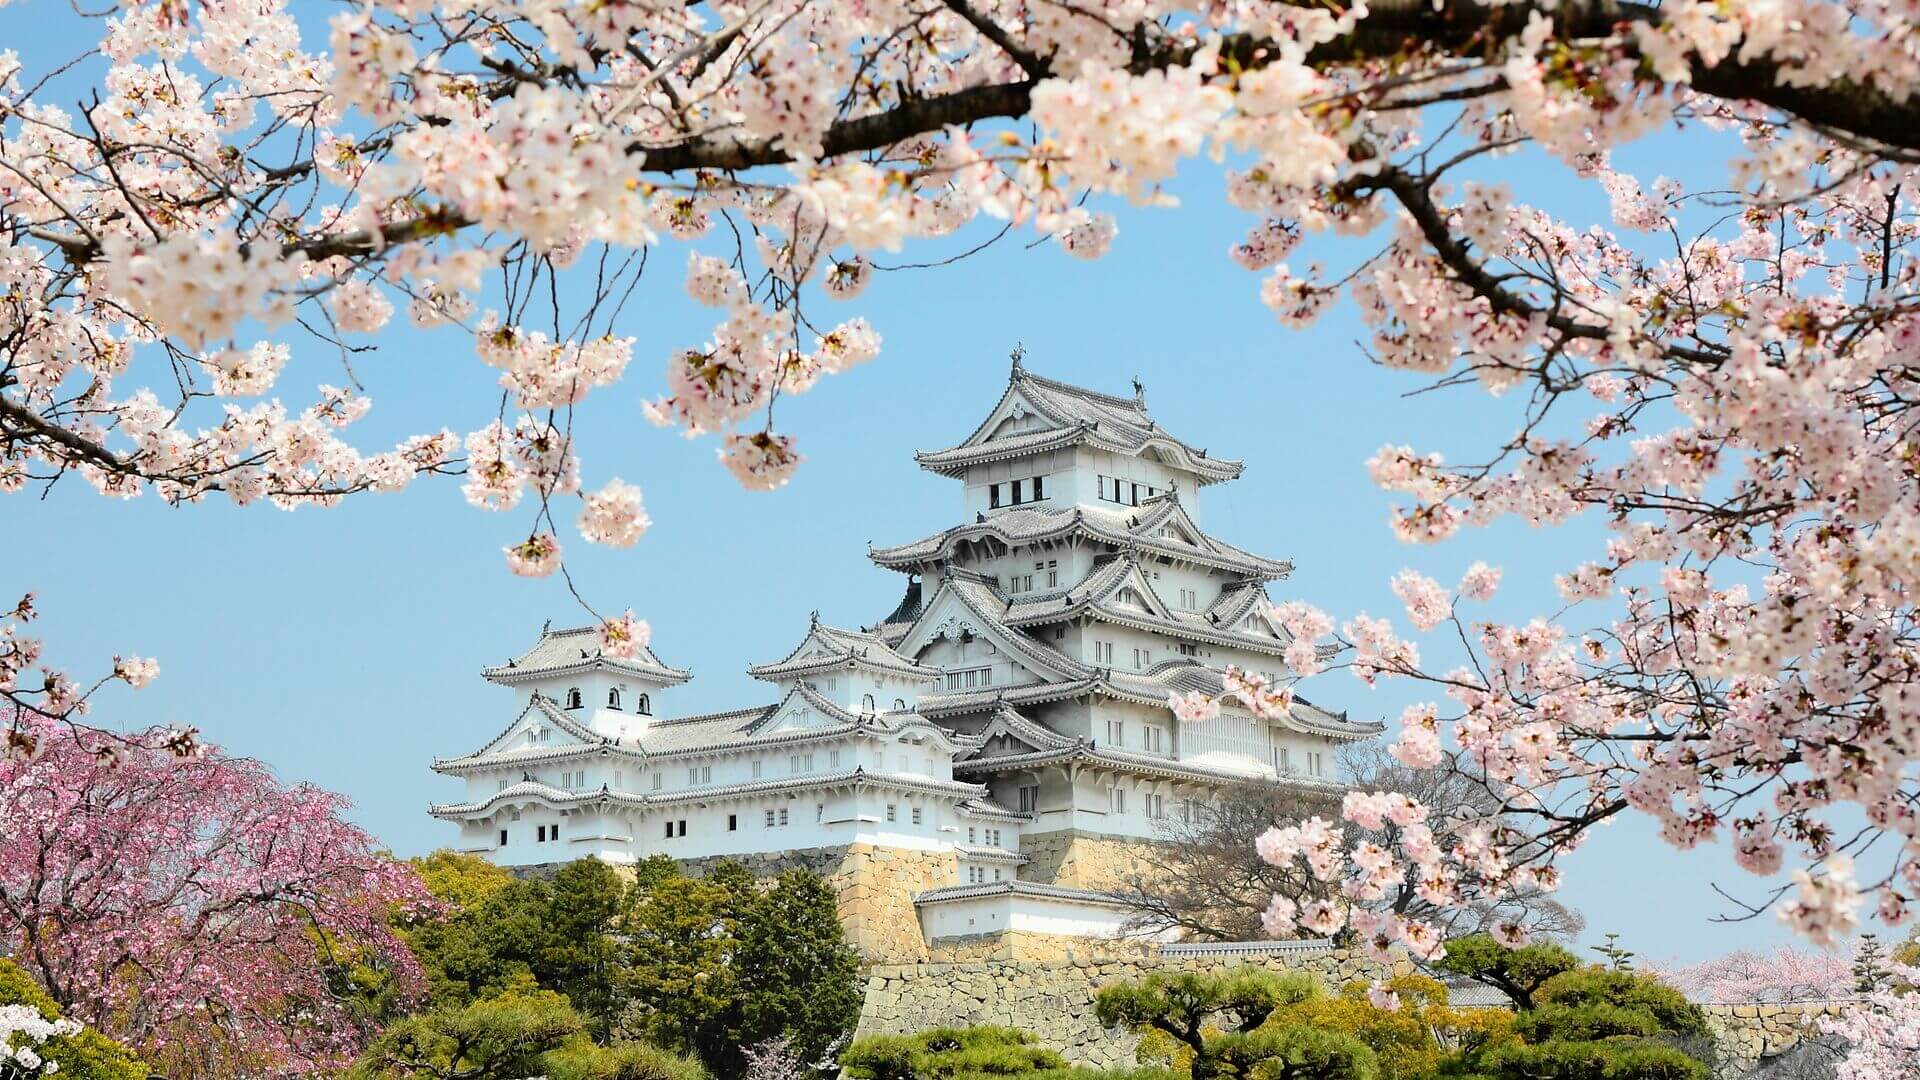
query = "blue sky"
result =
(5, 14, 1845, 962)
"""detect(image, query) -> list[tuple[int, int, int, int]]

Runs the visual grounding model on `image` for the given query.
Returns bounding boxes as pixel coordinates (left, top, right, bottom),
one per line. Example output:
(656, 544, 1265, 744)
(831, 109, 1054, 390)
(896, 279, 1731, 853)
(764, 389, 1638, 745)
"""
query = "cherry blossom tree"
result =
(1821, 963, 1920, 1080)
(1654, 946, 1855, 1004)
(0, 709, 434, 1078)
(7, 0, 1920, 953)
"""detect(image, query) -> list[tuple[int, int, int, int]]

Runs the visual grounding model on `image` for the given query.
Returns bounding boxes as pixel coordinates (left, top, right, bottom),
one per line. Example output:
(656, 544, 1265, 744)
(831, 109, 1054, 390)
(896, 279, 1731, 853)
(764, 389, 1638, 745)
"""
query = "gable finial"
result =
(809, 608, 821, 628)
(1009, 342, 1026, 376)
(1132, 376, 1146, 405)
(541, 618, 551, 633)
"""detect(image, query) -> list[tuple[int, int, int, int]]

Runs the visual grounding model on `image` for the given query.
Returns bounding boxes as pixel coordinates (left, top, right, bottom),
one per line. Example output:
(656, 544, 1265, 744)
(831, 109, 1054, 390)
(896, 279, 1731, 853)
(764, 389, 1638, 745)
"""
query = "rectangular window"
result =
(778, 808, 789, 826)
(652, 772, 662, 791)
(689, 767, 699, 784)
(728, 814, 738, 832)
(1147, 793, 1165, 819)
(1047, 569, 1058, 588)
(789, 754, 801, 772)
(830, 750, 841, 767)
(1143, 726, 1166, 753)
(1132, 647, 1150, 670)
(886, 804, 897, 822)
(1131, 482, 1141, 505)
(1095, 641, 1114, 664)
(817, 804, 825, 822)
(1278, 747, 1292, 772)
(803, 753, 815, 770)
(1033, 475, 1045, 500)
(989, 483, 1002, 508)
(752, 761, 762, 778)
(1017, 785, 1039, 812)
(537, 825, 546, 842)
(665, 821, 675, 839)
(498, 779, 509, 792)
(1022, 575, 1034, 591)
(766, 809, 776, 827)
(1178, 643, 1199, 656)
(701, 766, 712, 783)
(911, 807, 923, 825)
(1106, 719, 1124, 745)
(968, 827, 977, 843)
(677, 819, 687, 837)
(988, 828, 1001, 846)
(1111, 787, 1127, 813)
(499, 829, 508, 846)
(1055, 626, 1066, 640)
(1011, 479, 1024, 504)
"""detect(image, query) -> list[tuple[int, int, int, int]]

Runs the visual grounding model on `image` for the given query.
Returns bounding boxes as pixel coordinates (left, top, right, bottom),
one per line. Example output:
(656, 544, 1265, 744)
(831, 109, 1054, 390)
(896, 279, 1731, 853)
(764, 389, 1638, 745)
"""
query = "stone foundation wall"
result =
(1701, 1001, 1848, 1078)
(854, 952, 1854, 1079)
(855, 946, 1403, 1070)
(1019, 829, 1166, 890)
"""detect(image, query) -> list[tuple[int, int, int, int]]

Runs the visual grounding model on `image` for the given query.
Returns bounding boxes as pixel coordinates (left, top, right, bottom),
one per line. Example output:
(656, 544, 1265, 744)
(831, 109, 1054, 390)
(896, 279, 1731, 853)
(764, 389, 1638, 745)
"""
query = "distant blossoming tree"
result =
(0, 711, 433, 1078)
(6, 0, 1920, 953)
(1653, 946, 1855, 1004)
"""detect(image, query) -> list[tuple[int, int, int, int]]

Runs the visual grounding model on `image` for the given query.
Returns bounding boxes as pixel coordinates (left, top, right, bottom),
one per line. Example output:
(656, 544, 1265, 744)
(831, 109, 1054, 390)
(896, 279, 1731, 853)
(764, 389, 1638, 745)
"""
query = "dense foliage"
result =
(1096, 970, 1379, 1080)
(1437, 937, 1711, 1080)
(404, 854, 862, 1077)
(842, 1026, 1178, 1080)
(347, 986, 708, 1080)
(0, 715, 432, 1078)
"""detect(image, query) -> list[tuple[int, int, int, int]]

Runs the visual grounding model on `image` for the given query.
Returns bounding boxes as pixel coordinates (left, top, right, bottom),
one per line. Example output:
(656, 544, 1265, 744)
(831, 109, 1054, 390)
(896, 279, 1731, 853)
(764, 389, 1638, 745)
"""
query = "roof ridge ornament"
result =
(1009, 342, 1025, 376)
(1132, 376, 1146, 407)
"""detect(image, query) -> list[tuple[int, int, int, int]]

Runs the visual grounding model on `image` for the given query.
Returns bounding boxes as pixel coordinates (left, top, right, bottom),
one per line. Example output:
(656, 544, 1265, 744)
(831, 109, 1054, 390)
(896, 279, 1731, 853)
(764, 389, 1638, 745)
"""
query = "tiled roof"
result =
(972, 704, 1077, 752)
(483, 625, 691, 687)
(747, 619, 940, 682)
(993, 553, 1298, 658)
(916, 366, 1244, 484)
(870, 496, 1291, 580)
(953, 740, 1351, 789)
(913, 879, 1133, 908)
(956, 796, 1033, 822)
(437, 685, 983, 774)
(431, 766, 988, 819)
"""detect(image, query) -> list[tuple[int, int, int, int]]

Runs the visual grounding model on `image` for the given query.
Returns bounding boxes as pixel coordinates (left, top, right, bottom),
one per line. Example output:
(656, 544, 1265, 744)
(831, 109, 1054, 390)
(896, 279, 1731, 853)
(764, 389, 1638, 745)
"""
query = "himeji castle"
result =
(431, 355, 1382, 961)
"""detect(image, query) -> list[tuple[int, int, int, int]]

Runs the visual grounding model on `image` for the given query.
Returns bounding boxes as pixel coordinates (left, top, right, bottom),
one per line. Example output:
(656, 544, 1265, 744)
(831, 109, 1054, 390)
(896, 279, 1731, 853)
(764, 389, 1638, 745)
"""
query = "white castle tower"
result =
(430, 355, 1379, 960)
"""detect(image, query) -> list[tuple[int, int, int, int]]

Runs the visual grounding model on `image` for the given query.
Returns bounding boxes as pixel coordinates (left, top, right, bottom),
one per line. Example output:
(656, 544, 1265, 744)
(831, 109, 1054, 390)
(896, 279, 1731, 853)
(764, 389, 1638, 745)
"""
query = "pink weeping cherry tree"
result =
(3, 0, 1920, 959)
(0, 708, 433, 1077)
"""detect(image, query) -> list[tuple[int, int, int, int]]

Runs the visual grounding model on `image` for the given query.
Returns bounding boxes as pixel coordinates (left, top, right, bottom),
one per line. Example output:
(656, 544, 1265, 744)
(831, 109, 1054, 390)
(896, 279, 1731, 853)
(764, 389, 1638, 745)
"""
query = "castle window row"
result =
(563, 687, 651, 714)
(1097, 475, 1159, 506)
(1006, 560, 1059, 594)
(987, 475, 1046, 508)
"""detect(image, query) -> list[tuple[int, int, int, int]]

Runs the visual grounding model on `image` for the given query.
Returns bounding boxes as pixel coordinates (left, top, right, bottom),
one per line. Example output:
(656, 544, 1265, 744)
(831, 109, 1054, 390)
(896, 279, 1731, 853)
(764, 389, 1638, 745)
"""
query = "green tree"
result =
(1433, 936, 1582, 1011)
(1095, 970, 1377, 1080)
(1436, 944, 1711, 1080)
(731, 870, 863, 1071)
(618, 869, 744, 1061)
(541, 858, 629, 1033)
(348, 985, 584, 1080)
(540, 1038, 709, 1080)
(619, 861, 861, 1076)
(842, 1026, 1177, 1080)
(0, 960, 147, 1080)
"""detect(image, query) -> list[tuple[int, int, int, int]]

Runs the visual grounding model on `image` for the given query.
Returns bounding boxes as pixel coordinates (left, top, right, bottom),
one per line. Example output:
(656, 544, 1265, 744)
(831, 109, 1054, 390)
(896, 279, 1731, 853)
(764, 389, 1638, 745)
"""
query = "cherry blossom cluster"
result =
(1821, 964, 1920, 1079)
(0, 711, 433, 1076)
(10, 0, 1920, 951)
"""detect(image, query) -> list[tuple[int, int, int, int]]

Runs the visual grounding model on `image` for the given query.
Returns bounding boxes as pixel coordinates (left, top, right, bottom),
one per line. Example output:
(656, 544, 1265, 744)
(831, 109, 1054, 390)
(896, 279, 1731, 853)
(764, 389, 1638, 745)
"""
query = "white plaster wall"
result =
(918, 894, 1139, 942)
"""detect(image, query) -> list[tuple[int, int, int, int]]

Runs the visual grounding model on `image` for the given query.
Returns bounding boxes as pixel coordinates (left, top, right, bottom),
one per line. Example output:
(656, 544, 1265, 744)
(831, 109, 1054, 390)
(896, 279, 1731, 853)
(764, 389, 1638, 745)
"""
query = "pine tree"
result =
(1853, 933, 1887, 994)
